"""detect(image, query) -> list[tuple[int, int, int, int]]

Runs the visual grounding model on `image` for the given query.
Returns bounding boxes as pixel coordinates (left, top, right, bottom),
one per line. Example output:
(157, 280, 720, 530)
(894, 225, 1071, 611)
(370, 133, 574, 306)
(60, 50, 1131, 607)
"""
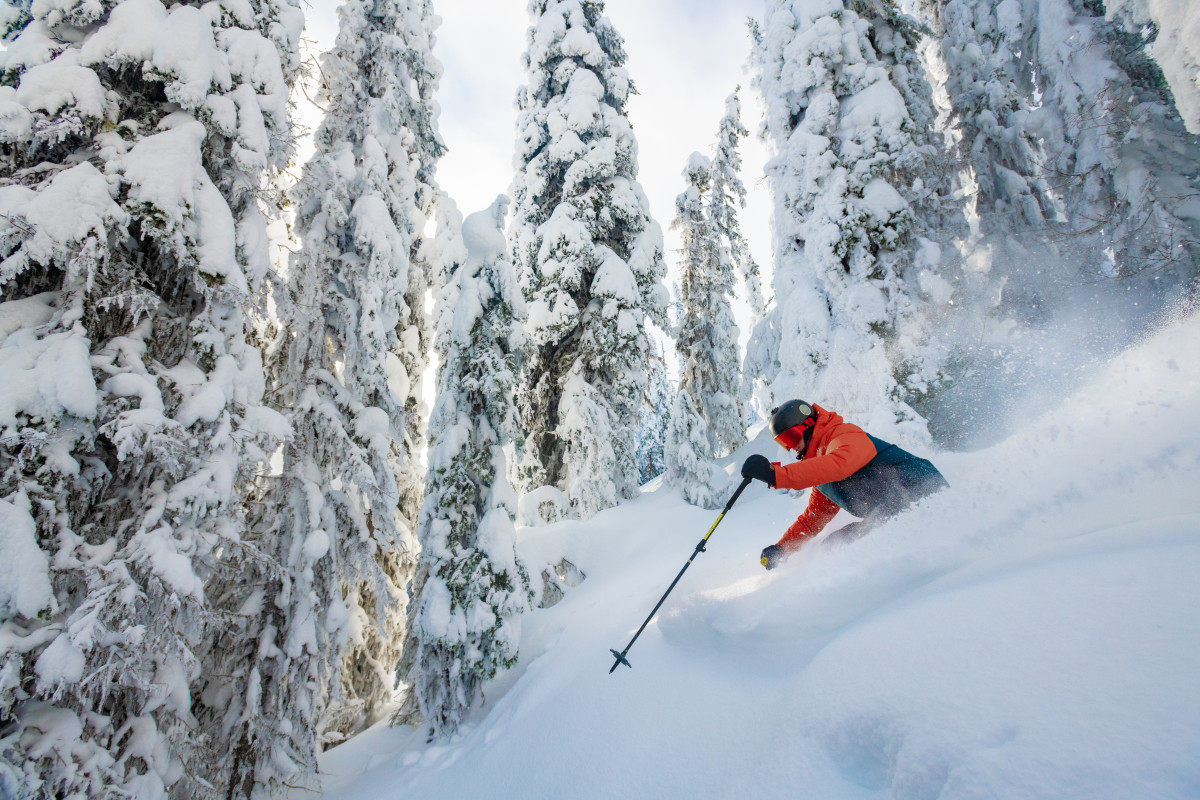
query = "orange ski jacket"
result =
(771, 405, 876, 552)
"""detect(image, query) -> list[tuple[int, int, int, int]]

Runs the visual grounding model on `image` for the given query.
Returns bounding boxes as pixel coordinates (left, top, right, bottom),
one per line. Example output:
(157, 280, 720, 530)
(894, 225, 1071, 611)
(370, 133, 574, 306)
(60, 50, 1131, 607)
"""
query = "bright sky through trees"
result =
(302, 1, 774, 317)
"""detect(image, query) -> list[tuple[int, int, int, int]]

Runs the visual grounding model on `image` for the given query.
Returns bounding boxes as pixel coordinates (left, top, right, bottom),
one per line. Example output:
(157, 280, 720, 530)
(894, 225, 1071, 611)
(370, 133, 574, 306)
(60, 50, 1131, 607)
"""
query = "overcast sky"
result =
(302, 0, 774, 316)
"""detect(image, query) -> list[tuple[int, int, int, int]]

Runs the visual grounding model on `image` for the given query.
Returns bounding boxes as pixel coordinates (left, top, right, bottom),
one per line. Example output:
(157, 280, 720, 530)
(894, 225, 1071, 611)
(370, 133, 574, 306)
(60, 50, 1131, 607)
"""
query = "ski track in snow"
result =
(291, 313, 1200, 800)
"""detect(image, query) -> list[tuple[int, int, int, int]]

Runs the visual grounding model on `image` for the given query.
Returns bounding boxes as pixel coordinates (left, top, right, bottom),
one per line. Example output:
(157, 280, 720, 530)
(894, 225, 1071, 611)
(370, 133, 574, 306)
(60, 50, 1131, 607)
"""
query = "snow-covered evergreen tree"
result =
(1024, 0, 1200, 285)
(929, 0, 1198, 292)
(404, 196, 532, 738)
(745, 0, 944, 441)
(0, 0, 301, 795)
(634, 340, 672, 485)
(509, 0, 668, 519)
(664, 390, 729, 510)
(707, 88, 771, 424)
(665, 153, 743, 508)
(934, 0, 1057, 229)
(1106, 0, 1200, 136)
(710, 88, 766, 324)
(920, 0, 1062, 326)
(245, 0, 448, 771)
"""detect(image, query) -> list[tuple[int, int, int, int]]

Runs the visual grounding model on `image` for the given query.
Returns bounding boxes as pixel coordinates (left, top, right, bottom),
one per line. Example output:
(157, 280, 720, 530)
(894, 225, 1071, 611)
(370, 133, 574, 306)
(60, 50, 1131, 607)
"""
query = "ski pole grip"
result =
(724, 476, 753, 512)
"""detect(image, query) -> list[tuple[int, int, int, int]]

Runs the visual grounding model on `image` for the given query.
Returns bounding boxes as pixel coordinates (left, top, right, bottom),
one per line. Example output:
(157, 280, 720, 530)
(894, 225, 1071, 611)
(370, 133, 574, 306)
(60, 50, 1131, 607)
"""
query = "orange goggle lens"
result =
(773, 421, 813, 451)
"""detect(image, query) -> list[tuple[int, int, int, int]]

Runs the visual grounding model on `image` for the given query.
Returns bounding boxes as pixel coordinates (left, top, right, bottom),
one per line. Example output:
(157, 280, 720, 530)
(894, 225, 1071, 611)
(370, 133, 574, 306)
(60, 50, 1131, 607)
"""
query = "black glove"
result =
(760, 544, 785, 570)
(741, 454, 775, 486)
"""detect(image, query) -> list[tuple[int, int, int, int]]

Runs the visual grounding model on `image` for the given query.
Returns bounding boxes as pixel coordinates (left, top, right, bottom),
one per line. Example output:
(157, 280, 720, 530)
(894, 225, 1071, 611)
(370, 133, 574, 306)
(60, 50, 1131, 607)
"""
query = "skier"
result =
(741, 400, 948, 569)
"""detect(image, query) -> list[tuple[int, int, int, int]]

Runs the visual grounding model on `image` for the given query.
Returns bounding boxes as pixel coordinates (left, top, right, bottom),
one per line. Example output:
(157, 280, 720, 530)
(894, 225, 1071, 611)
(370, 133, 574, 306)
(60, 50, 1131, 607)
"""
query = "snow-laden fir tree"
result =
(744, 0, 945, 442)
(893, 0, 1068, 448)
(710, 88, 766, 325)
(247, 0, 448, 770)
(917, 0, 1199, 439)
(933, 0, 1058, 230)
(707, 89, 770, 424)
(665, 153, 744, 508)
(663, 391, 726, 508)
(1022, 0, 1200, 286)
(634, 340, 672, 484)
(403, 196, 532, 738)
(931, 0, 1199, 291)
(924, 0, 1200, 290)
(1105, 0, 1200, 136)
(509, 0, 668, 519)
(919, 0, 1062, 326)
(0, 0, 301, 795)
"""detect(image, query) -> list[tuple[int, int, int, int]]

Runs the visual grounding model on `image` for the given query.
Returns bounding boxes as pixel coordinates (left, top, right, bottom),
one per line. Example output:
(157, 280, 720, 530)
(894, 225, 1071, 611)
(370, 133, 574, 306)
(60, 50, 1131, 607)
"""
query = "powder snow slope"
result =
(290, 311, 1200, 800)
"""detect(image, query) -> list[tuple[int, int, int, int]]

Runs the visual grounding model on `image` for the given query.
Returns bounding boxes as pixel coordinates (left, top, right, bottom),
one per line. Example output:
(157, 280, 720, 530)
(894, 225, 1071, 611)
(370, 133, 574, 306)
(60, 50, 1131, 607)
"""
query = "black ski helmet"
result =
(770, 400, 817, 451)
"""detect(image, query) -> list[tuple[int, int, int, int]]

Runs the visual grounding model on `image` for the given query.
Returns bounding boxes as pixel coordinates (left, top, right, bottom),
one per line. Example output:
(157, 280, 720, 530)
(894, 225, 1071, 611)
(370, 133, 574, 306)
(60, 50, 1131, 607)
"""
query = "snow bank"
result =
(295, 311, 1200, 799)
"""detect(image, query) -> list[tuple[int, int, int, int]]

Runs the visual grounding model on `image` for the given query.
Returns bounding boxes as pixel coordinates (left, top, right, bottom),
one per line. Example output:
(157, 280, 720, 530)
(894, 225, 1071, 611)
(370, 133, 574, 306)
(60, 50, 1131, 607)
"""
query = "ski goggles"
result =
(773, 419, 815, 452)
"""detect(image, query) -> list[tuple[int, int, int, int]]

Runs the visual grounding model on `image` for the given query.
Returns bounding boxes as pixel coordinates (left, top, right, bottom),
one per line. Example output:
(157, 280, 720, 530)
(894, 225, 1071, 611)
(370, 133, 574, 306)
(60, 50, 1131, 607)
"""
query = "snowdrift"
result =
(292, 311, 1200, 800)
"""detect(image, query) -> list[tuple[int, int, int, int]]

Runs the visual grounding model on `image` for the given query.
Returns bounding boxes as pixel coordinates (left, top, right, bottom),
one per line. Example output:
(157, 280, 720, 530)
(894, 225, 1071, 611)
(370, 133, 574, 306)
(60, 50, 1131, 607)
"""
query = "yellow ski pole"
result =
(609, 476, 753, 673)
